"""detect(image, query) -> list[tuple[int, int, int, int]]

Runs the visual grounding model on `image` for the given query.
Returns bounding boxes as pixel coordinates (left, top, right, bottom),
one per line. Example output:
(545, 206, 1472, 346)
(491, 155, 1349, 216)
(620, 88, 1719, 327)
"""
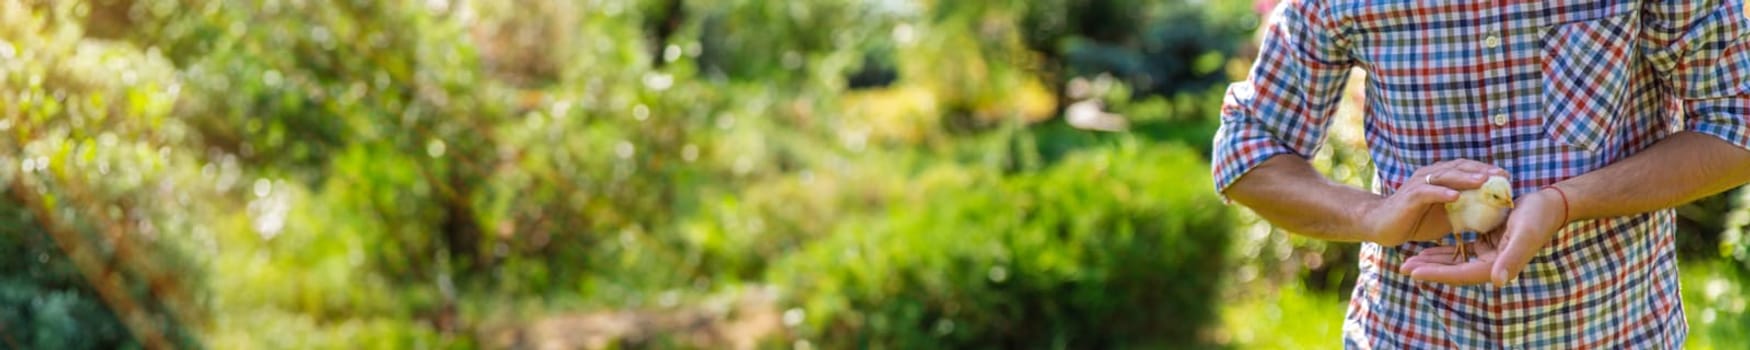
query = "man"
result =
(1213, 0, 1750, 348)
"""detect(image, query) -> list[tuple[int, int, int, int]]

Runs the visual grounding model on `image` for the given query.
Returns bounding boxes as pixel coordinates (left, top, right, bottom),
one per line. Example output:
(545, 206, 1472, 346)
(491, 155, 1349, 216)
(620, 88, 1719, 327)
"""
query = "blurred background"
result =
(1, 0, 1746, 348)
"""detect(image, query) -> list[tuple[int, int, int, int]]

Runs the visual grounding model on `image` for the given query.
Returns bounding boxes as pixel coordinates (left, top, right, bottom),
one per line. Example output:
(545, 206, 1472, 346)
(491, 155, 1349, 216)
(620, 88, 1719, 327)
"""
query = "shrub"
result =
(772, 141, 1231, 348)
(0, 2, 208, 347)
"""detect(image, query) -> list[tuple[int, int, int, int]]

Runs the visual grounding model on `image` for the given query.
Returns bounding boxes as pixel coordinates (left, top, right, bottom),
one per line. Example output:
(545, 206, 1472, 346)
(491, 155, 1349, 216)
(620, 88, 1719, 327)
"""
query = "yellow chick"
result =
(1445, 175, 1514, 262)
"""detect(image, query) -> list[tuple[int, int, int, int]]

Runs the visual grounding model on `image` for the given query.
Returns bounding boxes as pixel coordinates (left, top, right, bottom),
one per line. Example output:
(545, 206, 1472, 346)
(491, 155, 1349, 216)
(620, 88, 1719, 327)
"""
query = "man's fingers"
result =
(1416, 160, 1508, 190)
(1419, 245, 1459, 255)
(1404, 239, 1503, 285)
(1405, 184, 1460, 205)
(1426, 169, 1489, 190)
(1400, 260, 1424, 274)
(1491, 230, 1541, 287)
(1401, 249, 1459, 274)
(1408, 259, 1493, 285)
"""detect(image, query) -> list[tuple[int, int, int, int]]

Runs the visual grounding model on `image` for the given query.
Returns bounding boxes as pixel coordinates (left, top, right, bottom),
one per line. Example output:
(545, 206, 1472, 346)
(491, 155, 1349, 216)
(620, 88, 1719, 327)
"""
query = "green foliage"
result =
(1216, 284, 1346, 349)
(0, 211, 138, 349)
(127, 0, 498, 179)
(772, 142, 1231, 348)
(1720, 189, 1750, 271)
(1022, 0, 1260, 96)
(1681, 262, 1750, 349)
(8, 0, 1744, 348)
(697, 0, 896, 83)
(0, 2, 208, 348)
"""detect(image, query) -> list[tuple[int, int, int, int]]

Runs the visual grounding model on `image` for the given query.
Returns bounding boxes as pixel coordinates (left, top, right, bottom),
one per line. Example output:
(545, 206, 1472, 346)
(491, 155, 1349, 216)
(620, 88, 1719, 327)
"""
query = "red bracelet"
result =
(1545, 185, 1570, 224)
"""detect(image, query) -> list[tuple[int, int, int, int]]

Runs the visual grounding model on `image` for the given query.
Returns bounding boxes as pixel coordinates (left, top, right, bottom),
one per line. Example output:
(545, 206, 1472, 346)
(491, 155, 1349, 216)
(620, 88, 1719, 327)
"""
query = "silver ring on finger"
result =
(1425, 174, 1433, 184)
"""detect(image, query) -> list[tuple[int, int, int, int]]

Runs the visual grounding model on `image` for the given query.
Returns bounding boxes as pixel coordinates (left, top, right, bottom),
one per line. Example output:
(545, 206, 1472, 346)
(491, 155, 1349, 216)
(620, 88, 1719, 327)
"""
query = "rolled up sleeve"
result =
(1211, 0, 1356, 196)
(1642, 0, 1750, 149)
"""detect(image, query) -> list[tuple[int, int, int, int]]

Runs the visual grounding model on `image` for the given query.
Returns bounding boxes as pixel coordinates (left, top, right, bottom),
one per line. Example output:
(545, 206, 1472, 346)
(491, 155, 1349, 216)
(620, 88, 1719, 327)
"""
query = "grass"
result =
(1215, 260, 1750, 349)
(1214, 283, 1346, 349)
(1681, 261, 1750, 350)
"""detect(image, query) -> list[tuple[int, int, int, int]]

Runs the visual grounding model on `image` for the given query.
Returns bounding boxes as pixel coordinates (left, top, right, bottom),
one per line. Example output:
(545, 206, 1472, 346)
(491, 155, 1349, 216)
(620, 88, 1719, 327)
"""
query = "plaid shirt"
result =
(1214, 0, 1750, 348)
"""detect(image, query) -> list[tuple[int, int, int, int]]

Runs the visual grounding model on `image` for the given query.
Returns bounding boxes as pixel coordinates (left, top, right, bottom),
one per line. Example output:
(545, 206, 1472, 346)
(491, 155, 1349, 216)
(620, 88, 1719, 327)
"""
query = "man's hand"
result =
(1489, 188, 1569, 286)
(1361, 160, 1511, 246)
(1225, 156, 1507, 244)
(1399, 234, 1501, 285)
(1400, 188, 1567, 285)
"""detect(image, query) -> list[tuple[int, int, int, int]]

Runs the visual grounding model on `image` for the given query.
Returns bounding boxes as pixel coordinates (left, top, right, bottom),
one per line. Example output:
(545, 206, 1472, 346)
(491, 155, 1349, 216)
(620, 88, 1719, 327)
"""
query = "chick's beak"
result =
(1505, 198, 1515, 209)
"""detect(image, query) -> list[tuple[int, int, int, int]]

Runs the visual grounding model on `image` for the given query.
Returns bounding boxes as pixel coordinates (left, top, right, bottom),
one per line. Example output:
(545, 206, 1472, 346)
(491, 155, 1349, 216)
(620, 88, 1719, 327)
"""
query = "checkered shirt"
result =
(1213, 0, 1750, 348)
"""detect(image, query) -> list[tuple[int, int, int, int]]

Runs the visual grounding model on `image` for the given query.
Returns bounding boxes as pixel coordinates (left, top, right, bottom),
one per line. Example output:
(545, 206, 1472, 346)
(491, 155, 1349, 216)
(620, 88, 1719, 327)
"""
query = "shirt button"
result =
(1492, 113, 1509, 126)
(1484, 35, 1502, 48)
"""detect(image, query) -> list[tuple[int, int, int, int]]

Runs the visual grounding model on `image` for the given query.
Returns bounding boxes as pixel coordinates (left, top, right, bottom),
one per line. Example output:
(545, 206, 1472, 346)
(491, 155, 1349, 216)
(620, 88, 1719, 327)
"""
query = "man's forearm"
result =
(1557, 132, 1750, 221)
(1227, 155, 1400, 242)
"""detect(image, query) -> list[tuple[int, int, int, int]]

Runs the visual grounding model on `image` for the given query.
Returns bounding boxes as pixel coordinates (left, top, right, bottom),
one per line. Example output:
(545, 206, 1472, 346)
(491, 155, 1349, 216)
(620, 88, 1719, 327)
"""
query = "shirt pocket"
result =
(1541, 12, 1637, 152)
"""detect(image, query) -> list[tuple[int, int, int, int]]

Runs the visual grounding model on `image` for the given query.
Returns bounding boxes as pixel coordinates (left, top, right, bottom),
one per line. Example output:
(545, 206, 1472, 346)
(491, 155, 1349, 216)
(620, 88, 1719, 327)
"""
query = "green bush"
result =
(1682, 262, 1750, 349)
(1, 2, 208, 348)
(1720, 189, 1750, 272)
(0, 202, 194, 350)
(1021, 0, 1258, 96)
(0, 0, 1386, 347)
(773, 141, 1230, 348)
